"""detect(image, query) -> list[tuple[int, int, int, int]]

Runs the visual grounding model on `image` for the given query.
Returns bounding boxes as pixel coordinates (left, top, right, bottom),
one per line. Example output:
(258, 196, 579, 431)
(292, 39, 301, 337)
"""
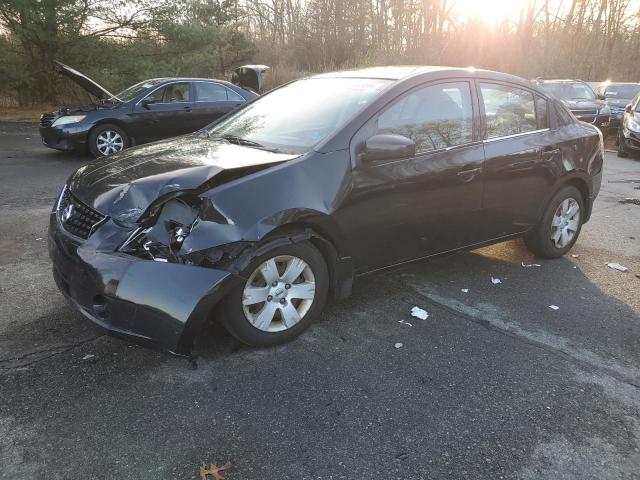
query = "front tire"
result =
(89, 124, 129, 157)
(220, 242, 329, 347)
(524, 186, 584, 258)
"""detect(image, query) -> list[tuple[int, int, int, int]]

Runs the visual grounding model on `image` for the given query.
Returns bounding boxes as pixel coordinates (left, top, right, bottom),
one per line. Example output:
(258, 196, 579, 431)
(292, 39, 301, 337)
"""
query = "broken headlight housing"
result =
(118, 197, 199, 263)
(118, 195, 243, 267)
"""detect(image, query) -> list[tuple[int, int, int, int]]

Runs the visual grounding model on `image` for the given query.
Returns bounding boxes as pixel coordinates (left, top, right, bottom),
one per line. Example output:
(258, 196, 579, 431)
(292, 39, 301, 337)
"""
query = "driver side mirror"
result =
(360, 134, 416, 162)
(626, 104, 633, 114)
(597, 93, 606, 101)
(142, 98, 156, 110)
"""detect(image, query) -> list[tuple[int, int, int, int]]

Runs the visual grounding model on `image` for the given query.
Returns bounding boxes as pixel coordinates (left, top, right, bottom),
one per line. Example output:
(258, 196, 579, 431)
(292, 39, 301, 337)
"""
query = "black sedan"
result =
(39, 62, 268, 157)
(48, 66, 603, 355)
(594, 81, 640, 130)
(533, 79, 611, 134)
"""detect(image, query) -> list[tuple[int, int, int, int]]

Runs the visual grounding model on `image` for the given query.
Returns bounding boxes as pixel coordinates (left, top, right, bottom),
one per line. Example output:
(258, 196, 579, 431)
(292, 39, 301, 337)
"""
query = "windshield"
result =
(207, 77, 392, 153)
(541, 82, 596, 101)
(605, 84, 640, 100)
(116, 80, 164, 102)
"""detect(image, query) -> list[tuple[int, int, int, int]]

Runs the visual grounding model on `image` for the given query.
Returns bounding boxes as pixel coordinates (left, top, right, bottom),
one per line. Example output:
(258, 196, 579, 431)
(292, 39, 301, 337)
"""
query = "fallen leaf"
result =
(200, 462, 231, 480)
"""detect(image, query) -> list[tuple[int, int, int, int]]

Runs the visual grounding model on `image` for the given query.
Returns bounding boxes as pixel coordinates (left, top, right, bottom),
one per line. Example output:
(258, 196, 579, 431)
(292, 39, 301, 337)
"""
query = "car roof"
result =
(603, 81, 640, 86)
(311, 65, 533, 85)
(536, 79, 586, 83)
(145, 77, 235, 85)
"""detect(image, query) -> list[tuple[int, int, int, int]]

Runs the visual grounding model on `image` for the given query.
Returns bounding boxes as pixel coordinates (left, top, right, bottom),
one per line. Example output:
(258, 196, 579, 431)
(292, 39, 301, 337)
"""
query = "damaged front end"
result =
(48, 140, 307, 355)
(117, 194, 252, 270)
(48, 190, 246, 356)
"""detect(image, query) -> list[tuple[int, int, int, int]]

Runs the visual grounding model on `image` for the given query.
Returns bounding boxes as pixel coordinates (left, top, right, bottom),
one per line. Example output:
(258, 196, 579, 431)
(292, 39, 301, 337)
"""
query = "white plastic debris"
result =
(521, 261, 541, 268)
(548, 305, 559, 310)
(410, 306, 429, 320)
(394, 342, 403, 349)
(82, 354, 95, 360)
(571, 254, 580, 258)
(606, 262, 628, 272)
(461, 288, 469, 293)
(398, 320, 413, 327)
(491, 276, 502, 285)
(35, 237, 42, 241)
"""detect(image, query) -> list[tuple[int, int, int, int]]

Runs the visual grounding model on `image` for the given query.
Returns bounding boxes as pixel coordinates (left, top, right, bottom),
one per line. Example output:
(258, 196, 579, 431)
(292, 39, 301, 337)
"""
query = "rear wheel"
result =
(89, 124, 129, 157)
(524, 185, 584, 258)
(220, 242, 329, 347)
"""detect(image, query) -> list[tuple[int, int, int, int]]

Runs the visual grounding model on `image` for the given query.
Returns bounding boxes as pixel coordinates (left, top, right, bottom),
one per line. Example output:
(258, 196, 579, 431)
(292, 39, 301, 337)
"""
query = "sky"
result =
(451, 0, 640, 26)
(452, 0, 531, 25)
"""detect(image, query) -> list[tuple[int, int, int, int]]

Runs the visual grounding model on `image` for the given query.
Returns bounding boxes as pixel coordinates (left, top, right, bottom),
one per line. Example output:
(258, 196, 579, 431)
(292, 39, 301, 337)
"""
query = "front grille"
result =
(57, 187, 106, 239)
(40, 113, 56, 128)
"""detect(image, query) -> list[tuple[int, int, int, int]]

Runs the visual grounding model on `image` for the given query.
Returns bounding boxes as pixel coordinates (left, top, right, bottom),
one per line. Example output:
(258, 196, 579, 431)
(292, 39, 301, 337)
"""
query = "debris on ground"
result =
(548, 305, 559, 310)
(571, 254, 580, 258)
(394, 342, 403, 349)
(491, 276, 502, 285)
(398, 320, 413, 327)
(200, 462, 231, 480)
(82, 354, 95, 360)
(35, 237, 42, 241)
(606, 262, 628, 272)
(410, 306, 429, 320)
(521, 262, 541, 267)
(461, 288, 469, 293)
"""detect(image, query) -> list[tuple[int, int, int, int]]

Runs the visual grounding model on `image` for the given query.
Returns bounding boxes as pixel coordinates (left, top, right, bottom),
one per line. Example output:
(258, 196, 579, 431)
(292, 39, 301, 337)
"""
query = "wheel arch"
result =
(260, 221, 355, 300)
(562, 175, 592, 222)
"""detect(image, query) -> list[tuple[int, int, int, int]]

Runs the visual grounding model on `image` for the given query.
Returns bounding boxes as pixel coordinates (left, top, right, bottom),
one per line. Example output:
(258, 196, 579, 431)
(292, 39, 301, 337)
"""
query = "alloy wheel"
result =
(242, 255, 316, 332)
(550, 197, 580, 248)
(96, 130, 124, 155)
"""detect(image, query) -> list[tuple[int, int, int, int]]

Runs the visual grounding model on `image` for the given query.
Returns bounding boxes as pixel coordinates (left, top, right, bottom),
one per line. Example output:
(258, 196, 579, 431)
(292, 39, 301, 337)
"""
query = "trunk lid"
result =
(231, 65, 270, 93)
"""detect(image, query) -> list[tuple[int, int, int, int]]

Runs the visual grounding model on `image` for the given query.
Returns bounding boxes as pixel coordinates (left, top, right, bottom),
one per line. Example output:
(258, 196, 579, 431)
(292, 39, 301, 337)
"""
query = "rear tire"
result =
(220, 242, 329, 347)
(89, 124, 129, 157)
(524, 185, 584, 259)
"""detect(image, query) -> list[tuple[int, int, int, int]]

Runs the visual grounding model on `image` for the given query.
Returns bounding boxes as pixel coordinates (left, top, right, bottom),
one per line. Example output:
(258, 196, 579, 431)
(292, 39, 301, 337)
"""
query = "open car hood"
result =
(54, 61, 117, 101)
(231, 65, 270, 93)
(67, 135, 298, 223)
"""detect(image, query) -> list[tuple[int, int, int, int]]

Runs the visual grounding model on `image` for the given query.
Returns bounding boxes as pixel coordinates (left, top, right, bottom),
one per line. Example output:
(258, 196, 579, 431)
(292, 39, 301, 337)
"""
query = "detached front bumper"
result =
(39, 123, 91, 152)
(48, 213, 241, 356)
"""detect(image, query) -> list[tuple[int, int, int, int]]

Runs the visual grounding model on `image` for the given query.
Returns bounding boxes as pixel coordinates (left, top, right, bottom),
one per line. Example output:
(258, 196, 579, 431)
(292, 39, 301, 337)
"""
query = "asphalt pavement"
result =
(1, 123, 639, 479)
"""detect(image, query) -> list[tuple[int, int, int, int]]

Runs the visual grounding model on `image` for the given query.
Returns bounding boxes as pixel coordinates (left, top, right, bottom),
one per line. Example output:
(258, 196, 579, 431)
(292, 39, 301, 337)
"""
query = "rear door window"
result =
(195, 82, 229, 102)
(480, 83, 537, 138)
(376, 81, 474, 154)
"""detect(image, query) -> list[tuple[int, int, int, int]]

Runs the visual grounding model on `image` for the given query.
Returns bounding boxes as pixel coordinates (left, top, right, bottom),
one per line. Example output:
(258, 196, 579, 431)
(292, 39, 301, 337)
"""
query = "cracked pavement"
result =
(1, 123, 639, 479)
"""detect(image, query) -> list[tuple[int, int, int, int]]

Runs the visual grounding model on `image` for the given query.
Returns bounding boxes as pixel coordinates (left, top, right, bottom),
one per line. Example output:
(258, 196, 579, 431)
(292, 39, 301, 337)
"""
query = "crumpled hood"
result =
(67, 135, 299, 223)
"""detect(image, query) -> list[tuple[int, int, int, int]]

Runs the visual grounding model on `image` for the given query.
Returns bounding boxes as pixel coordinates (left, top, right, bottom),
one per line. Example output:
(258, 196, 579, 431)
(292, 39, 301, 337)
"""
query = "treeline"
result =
(1, 0, 639, 106)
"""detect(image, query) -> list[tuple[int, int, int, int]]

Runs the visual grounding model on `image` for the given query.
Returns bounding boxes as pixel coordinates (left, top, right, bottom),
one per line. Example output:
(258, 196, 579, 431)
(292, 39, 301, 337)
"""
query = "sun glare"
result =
(453, 0, 529, 25)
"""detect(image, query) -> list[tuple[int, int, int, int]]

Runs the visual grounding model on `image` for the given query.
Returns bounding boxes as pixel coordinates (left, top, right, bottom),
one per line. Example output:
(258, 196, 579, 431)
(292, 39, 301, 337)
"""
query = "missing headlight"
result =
(119, 198, 200, 262)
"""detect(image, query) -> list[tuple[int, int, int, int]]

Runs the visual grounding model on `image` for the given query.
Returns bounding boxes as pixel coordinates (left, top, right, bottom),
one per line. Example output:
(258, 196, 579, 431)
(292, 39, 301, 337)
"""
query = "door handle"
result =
(542, 147, 560, 159)
(457, 166, 482, 183)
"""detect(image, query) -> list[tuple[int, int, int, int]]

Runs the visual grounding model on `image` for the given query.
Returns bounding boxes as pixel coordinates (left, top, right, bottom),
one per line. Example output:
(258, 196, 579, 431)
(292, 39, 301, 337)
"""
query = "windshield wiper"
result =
(206, 133, 281, 153)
